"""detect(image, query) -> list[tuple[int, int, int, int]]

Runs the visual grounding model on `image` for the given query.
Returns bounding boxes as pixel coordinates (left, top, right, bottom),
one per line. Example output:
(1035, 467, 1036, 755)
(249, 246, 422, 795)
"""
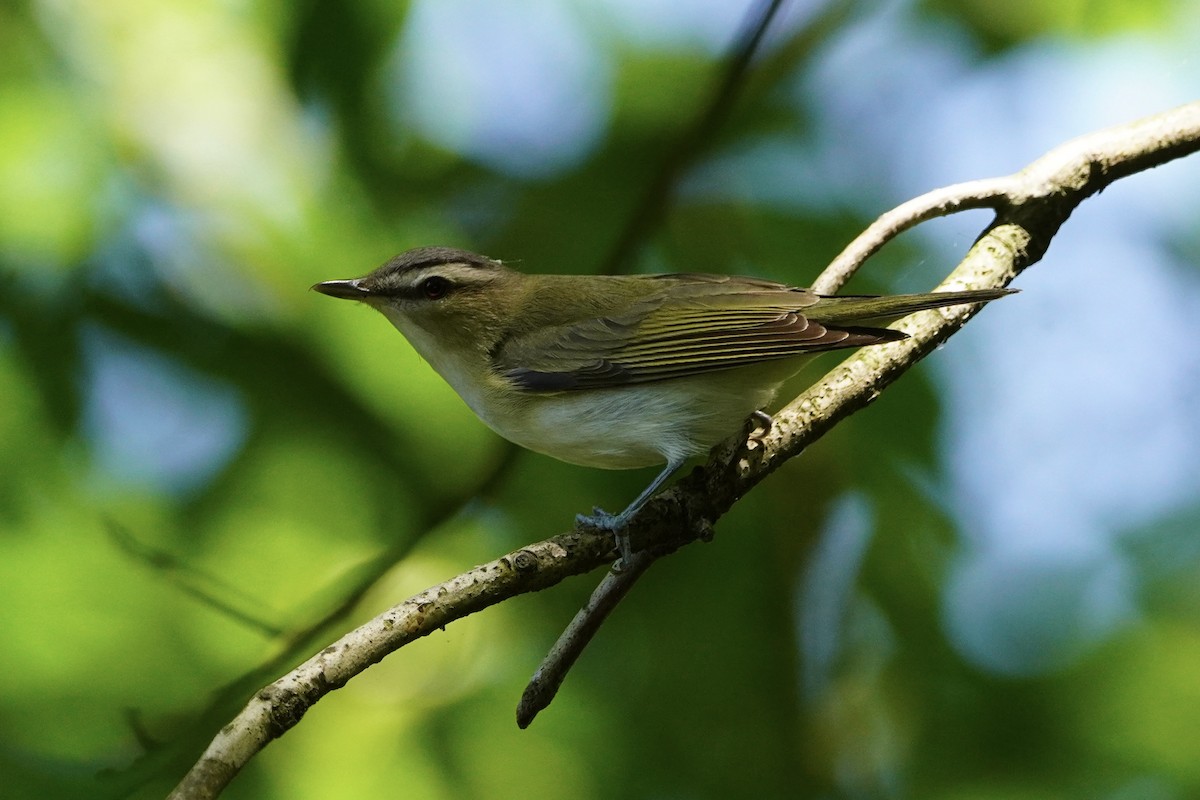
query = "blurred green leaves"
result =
(1, 1, 1199, 799)
(0, 83, 107, 266)
(923, 0, 1180, 49)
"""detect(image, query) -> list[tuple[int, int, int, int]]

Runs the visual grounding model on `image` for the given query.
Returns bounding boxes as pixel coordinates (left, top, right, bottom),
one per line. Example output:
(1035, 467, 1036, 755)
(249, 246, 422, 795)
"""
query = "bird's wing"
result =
(493, 275, 906, 392)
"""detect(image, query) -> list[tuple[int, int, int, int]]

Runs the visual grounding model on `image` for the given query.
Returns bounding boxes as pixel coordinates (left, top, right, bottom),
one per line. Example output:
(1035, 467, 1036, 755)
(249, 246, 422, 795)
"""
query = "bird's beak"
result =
(311, 279, 371, 300)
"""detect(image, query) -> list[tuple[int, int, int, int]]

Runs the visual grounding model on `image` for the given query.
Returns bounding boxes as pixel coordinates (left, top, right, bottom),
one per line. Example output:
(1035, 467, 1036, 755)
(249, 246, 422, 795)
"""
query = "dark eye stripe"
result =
(364, 260, 496, 299)
(372, 281, 451, 300)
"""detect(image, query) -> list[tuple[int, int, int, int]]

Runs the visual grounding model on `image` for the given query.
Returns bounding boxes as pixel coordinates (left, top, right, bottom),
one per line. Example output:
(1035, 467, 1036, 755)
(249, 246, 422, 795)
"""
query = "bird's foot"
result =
(575, 507, 618, 530)
(576, 508, 633, 570)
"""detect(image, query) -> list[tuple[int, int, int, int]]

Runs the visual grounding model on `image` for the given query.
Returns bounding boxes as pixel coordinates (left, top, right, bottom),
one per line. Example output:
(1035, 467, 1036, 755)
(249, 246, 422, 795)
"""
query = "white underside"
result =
(496, 375, 781, 469)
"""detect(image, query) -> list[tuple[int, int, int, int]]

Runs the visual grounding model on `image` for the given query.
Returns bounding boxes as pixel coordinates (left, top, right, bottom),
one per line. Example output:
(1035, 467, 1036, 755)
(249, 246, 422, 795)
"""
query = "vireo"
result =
(314, 246, 1011, 561)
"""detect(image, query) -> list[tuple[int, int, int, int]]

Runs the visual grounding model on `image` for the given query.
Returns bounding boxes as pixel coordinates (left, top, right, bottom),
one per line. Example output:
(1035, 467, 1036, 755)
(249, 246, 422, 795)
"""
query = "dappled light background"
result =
(3, 0, 1200, 798)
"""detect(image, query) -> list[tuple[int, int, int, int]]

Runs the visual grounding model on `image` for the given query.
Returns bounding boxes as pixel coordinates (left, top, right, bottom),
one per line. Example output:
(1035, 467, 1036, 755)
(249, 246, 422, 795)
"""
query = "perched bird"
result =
(314, 246, 1011, 562)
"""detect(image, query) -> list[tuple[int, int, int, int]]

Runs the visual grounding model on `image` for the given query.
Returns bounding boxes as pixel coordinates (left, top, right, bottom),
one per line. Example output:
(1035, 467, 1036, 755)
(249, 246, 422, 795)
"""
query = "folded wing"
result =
(494, 275, 908, 392)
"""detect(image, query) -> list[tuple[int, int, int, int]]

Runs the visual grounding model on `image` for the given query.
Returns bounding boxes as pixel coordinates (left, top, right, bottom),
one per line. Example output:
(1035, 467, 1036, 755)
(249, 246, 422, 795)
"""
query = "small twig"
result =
(813, 99, 1200, 294)
(516, 550, 658, 728)
(810, 177, 1016, 294)
(268, 443, 521, 656)
(106, 521, 285, 637)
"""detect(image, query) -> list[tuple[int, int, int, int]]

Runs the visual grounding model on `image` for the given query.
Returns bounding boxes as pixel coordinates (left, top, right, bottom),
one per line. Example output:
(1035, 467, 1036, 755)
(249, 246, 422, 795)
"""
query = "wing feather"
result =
(493, 276, 908, 392)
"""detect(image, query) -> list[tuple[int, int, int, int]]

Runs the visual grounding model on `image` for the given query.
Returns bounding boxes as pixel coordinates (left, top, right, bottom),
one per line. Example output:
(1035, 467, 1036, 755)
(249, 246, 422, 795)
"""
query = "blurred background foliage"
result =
(2, 0, 1200, 798)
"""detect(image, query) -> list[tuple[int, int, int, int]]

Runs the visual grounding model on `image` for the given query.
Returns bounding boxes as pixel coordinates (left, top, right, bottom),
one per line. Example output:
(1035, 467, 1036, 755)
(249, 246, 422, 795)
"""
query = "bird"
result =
(313, 246, 1012, 563)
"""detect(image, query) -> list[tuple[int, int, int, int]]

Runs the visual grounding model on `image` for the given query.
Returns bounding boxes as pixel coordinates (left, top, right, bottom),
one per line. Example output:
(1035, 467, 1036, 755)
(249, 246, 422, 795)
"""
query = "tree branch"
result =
(515, 548, 659, 728)
(169, 101, 1200, 800)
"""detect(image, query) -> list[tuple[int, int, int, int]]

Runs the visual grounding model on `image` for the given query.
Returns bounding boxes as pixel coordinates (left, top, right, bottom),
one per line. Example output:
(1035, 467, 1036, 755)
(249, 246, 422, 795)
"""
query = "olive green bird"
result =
(314, 247, 1011, 562)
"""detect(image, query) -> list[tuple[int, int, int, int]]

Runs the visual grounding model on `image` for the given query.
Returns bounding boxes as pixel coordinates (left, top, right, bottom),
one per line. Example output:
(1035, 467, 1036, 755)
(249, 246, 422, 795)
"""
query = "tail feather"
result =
(808, 288, 1016, 325)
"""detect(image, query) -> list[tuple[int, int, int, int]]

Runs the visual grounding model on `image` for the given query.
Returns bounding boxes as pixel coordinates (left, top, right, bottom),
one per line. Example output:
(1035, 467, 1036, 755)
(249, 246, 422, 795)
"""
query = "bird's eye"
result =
(420, 276, 451, 300)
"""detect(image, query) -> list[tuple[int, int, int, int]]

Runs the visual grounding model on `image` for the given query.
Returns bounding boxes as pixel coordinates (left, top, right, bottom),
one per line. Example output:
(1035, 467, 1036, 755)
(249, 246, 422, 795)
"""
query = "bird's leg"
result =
(576, 459, 685, 567)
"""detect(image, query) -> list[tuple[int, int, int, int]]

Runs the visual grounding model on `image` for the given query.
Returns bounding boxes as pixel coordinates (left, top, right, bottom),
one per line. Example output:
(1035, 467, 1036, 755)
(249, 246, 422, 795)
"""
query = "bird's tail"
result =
(809, 287, 1016, 325)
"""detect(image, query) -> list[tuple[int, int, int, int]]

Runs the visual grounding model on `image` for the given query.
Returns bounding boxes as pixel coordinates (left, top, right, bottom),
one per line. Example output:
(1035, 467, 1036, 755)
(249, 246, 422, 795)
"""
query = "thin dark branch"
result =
(270, 443, 521, 656)
(515, 549, 659, 728)
(601, 0, 789, 274)
(106, 521, 285, 637)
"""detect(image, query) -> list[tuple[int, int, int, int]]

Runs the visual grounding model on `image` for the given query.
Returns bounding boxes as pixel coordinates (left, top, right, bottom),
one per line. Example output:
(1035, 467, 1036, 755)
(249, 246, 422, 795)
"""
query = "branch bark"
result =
(169, 101, 1200, 800)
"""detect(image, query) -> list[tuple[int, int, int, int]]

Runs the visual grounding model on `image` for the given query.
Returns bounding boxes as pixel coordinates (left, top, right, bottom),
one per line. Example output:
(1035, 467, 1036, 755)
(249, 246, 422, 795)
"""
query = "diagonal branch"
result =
(169, 101, 1200, 800)
(516, 548, 660, 728)
(601, 0, 787, 274)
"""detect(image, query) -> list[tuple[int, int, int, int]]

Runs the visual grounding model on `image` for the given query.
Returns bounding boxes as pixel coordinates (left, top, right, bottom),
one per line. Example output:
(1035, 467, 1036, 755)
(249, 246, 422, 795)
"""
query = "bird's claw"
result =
(575, 508, 632, 569)
(575, 507, 616, 530)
